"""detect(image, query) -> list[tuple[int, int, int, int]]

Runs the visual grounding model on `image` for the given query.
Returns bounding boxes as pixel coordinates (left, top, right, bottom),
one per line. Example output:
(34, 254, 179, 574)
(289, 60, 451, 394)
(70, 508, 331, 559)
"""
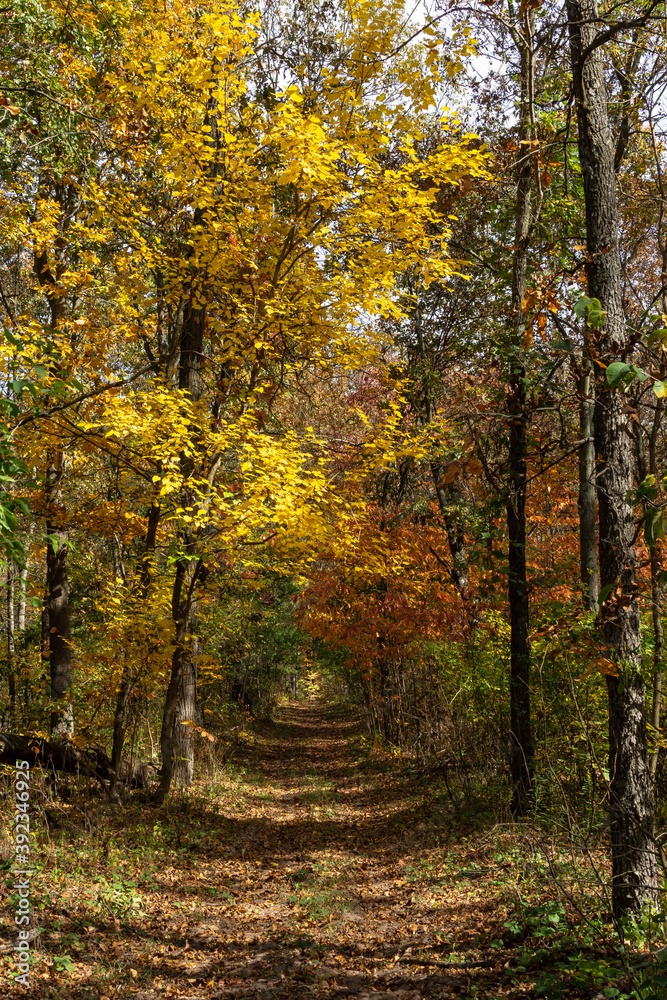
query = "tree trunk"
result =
(567, 0, 659, 916)
(33, 184, 75, 740)
(507, 18, 534, 816)
(166, 292, 205, 790)
(46, 455, 73, 738)
(0, 732, 113, 780)
(3, 561, 15, 728)
(17, 562, 27, 635)
(157, 628, 189, 803)
(648, 118, 667, 781)
(155, 549, 202, 803)
(155, 299, 205, 803)
(579, 360, 599, 611)
(16, 562, 28, 712)
(173, 633, 198, 787)
(111, 502, 160, 778)
(155, 87, 219, 803)
(648, 542, 664, 780)
(40, 581, 49, 706)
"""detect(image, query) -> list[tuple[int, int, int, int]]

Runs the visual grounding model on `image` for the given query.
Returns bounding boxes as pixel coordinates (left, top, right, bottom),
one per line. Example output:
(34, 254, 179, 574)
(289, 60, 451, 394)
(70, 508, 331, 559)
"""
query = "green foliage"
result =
(0, 423, 30, 566)
(501, 902, 667, 1000)
(575, 295, 607, 328)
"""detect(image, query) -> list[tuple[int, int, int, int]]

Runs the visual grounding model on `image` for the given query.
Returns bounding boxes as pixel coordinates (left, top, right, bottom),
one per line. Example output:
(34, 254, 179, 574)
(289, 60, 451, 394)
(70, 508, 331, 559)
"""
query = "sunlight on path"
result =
(124, 699, 514, 1000)
(20, 699, 523, 998)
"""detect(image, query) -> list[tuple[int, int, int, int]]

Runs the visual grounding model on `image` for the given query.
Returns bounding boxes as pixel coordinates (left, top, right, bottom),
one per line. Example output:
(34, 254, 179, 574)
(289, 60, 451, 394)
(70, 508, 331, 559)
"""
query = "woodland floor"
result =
(1, 699, 600, 998)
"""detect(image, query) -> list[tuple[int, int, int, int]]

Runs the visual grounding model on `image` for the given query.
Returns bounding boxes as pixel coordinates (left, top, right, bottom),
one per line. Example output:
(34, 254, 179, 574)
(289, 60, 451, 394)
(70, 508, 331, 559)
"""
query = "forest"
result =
(3, 0, 667, 996)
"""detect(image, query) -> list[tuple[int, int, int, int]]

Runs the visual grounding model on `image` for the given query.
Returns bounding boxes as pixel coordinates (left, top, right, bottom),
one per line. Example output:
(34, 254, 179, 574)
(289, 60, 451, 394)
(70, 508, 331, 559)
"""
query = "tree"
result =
(567, 0, 659, 916)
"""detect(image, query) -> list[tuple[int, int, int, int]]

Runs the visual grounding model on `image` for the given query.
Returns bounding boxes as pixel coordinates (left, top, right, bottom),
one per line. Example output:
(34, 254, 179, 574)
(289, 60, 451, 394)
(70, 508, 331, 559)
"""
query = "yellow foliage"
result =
(0, 0, 487, 684)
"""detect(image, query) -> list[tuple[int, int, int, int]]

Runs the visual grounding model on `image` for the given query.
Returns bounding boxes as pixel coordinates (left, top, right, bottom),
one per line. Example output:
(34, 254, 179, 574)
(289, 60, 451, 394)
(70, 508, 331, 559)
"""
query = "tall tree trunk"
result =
(111, 502, 160, 779)
(40, 580, 49, 708)
(3, 560, 15, 727)
(46, 455, 73, 737)
(647, 401, 664, 782)
(17, 562, 27, 635)
(568, 0, 658, 916)
(16, 562, 28, 713)
(173, 630, 198, 787)
(167, 291, 205, 790)
(155, 85, 219, 803)
(33, 182, 76, 740)
(155, 541, 202, 803)
(507, 16, 535, 816)
(634, 412, 664, 785)
(649, 542, 664, 780)
(155, 291, 206, 803)
(579, 357, 599, 610)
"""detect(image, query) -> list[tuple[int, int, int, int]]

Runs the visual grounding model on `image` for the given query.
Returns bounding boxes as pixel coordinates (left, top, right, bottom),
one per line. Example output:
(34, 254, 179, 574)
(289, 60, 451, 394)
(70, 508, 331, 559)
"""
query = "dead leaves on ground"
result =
(2, 702, 565, 998)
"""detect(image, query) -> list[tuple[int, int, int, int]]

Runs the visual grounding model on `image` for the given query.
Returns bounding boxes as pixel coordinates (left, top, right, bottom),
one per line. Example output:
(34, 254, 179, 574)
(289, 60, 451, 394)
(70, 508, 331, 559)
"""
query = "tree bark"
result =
(46, 455, 73, 738)
(567, 0, 659, 916)
(33, 182, 76, 740)
(637, 397, 665, 781)
(647, 123, 667, 781)
(155, 289, 206, 803)
(173, 630, 198, 787)
(155, 544, 202, 803)
(507, 16, 535, 816)
(17, 562, 27, 635)
(155, 85, 220, 802)
(648, 544, 664, 781)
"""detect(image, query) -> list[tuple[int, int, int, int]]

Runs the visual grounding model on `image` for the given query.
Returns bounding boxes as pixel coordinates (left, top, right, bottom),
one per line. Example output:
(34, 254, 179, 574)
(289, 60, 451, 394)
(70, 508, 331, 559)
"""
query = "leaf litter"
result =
(2, 699, 571, 997)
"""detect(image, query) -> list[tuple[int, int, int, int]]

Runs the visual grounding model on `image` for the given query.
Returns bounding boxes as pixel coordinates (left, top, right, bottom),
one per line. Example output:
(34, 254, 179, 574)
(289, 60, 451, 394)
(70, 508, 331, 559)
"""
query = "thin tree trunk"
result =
(46, 455, 73, 738)
(647, 398, 664, 780)
(649, 542, 664, 780)
(507, 16, 535, 816)
(33, 183, 75, 740)
(3, 561, 15, 727)
(567, 0, 659, 916)
(579, 358, 598, 610)
(634, 411, 664, 782)
(16, 562, 28, 714)
(173, 631, 198, 787)
(17, 563, 27, 635)
(40, 579, 49, 707)
(111, 502, 160, 778)
(155, 271, 207, 802)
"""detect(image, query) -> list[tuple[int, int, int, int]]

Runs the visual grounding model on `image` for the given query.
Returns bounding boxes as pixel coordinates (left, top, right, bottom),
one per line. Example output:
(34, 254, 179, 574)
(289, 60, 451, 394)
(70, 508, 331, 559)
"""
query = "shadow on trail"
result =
(50, 699, 516, 1000)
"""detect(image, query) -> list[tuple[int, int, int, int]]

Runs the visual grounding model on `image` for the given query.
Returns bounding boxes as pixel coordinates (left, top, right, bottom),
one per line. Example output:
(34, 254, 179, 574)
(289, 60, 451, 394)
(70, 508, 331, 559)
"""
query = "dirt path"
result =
(127, 699, 517, 1000)
(11, 699, 531, 997)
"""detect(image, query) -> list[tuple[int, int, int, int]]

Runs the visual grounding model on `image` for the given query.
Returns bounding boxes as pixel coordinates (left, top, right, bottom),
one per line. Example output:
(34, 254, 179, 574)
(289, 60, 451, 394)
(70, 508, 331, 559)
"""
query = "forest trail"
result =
(121, 699, 517, 1000)
(16, 699, 531, 998)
